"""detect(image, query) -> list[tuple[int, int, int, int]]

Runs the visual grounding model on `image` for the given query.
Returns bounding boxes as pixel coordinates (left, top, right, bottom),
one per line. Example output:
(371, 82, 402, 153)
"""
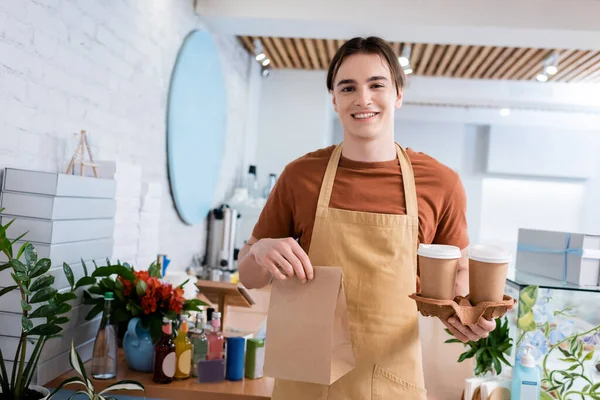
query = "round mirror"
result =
(166, 30, 227, 225)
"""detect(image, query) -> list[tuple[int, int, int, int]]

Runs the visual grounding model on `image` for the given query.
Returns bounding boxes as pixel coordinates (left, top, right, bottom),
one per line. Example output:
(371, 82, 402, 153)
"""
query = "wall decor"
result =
(166, 30, 227, 225)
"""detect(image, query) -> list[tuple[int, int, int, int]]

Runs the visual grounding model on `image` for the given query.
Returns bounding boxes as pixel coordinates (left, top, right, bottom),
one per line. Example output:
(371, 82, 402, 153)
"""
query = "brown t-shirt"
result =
(252, 145, 469, 252)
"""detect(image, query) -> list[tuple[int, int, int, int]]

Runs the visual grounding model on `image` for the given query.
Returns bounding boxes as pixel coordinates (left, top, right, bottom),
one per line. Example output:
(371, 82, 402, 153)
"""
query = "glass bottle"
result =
(174, 315, 193, 380)
(245, 165, 259, 199)
(188, 314, 208, 377)
(153, 318, 176, 384)
(91, 292, 117, 379)
(263, 173, 277, 198)
(206, 312, 224, 360)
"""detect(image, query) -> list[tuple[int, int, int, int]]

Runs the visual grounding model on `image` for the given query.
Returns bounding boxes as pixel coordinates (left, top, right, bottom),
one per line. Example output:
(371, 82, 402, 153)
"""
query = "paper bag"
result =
(264, 266, 355, 385)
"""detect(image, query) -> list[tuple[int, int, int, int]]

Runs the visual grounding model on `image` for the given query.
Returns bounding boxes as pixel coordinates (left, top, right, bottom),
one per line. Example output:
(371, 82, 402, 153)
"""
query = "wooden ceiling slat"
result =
(454, 46, 481, 77)
(482, 48, 516, 79)
(292, 38, 312, 69)
(445, 45, 470, 77)
(425, 45, 446, 76)
(336, 39, 345, 49)
(513, 49, 554, 80)
(491, 47, 529, 79)
(410, 43, 424, 72)
(272, 37, 293, 68)
(534, 49, 579, 81)
(315, 39, 329, 69)
(326, 39, 338, 61)
(553, 51, 597, 81)
(393, 42, 401, 56)
(261, 37, 283, 68)
(240, 36, 254, 54)
(304, 39, 321, 69)
(471, 46, 504, 78)
(463, 46, 493, 78)
(416, 43, 435, 75)
(568, 53, 600, 81)
(580, 67, 600, 83)
(435, 44, 458, 76)
(283, 38, 302, 69)
(499, 48, 538, 80)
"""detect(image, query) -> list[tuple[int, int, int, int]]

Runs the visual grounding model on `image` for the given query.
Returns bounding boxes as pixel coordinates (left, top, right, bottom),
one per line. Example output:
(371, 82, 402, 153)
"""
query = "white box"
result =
(516, 228, 600, 286)
(0, 238, 114, 267)
(1, 215, 114, 244)
(0, 192, 116, 220)
(2, 168, 116, 198)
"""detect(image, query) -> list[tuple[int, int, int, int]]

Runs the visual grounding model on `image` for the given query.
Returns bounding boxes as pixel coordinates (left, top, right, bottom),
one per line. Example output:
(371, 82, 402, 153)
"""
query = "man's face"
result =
(331, 53, 402, 141)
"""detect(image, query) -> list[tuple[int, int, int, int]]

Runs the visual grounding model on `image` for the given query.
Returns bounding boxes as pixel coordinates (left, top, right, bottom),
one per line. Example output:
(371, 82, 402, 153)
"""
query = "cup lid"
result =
(468, 244, 512, 263)
(417, 244, 462, 259)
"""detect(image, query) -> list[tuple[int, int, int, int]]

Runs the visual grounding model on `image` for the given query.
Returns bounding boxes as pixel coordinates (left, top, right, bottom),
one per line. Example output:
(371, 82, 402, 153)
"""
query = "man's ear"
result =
(395, 90, 403, 109)
(331, 91, 338, 112)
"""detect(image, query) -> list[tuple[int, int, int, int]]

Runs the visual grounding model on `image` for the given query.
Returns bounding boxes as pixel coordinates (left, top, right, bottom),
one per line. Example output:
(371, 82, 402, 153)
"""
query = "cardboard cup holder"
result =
(409, 293, 516, 325)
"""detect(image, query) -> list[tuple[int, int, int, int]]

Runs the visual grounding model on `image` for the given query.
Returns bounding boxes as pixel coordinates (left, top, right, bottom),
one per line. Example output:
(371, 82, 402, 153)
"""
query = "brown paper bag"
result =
(263, 266, 355, 385)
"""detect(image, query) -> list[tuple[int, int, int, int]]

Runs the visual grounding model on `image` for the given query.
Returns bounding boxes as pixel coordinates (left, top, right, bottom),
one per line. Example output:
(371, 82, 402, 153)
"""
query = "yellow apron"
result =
(272, 143, 427, 400)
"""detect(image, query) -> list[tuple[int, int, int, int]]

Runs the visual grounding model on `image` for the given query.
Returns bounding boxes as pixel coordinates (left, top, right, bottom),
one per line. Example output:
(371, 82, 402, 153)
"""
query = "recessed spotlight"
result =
(255, 53, 266, 62)
(536, 73, 548, 82)
(261, 68, 270, 77)
(399, 56, 410, 68)
(404, 68, 413, 75)
(545, 65, 558, 75)
(500, 108, 510, 117)
(261, 58, 271, 66)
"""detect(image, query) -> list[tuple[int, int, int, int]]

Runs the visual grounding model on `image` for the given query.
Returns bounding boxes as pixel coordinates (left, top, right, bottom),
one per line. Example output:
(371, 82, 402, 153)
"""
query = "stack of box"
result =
(515, 228, 600, 286)
(0, 168, 116, 385)
(136, 182, 162, 269)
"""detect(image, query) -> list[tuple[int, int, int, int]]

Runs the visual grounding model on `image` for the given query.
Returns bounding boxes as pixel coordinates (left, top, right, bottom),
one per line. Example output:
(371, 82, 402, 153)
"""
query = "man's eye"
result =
(341, 87, 354, 92)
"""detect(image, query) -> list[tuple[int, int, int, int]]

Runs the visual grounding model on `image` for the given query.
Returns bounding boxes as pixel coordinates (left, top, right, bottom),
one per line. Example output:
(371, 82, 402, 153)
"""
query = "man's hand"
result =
(442, 302, 516, 343)
(250, 237, 314, 283)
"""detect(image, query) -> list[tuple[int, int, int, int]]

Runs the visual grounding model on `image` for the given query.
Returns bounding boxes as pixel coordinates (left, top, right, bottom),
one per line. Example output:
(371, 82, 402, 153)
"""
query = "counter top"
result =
(46, 350, 274, 400)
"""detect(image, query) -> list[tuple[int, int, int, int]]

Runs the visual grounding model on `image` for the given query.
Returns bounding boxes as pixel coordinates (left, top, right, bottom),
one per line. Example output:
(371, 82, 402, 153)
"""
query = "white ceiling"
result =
(196, 0, 600, 51)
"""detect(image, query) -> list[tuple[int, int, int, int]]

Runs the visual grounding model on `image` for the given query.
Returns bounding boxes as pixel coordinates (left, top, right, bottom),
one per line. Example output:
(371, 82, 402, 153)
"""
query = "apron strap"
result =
(316, 142, 418, 218)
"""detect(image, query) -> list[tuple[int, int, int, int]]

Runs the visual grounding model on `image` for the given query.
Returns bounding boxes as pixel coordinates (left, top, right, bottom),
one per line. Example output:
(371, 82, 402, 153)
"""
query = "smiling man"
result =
(238, 37, 498, 400)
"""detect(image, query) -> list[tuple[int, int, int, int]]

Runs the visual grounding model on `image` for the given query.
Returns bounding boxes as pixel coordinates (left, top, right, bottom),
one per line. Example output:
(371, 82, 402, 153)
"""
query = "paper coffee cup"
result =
(468, 244, 512, 305)
(417, 244, 462, 300)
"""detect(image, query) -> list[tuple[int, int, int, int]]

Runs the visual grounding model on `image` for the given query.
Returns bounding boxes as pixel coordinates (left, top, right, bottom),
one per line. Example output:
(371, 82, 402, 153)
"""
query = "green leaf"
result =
(69, 340, 90, 384)
(540, 392, 554, 400)
(24, 244, 37, 268)
(136, 279, 147, 296)
(178, 278, 190, 288)
(22, 316, 33, 331)
(92, 265, 135, 281)
(88, 286, 104, 295)
(30, 287, 57, 303)
(164, 311, 177, 320)
(0, 263, 11, 272)
(149, 315, 163, 344)
(29, 259, 51, 279)
(75, 276, 96, 289)
(14, 271, 29, 282)
(99, 379, 145, 395)
(0, 285, 18, 298)
(100, 277, 115, 290)
(55, 292, 77, 304)
(53, 317, 69, 325)
(112, 307, 131, 323)
(85, 304, 104, 321)
(30, 304, 57, 319)
(21, 299, 32, 311)
(63, 263, 74, 291)
(444, 339, 463, 344)
(16, 241, 31, 260)
(458, 350, 476, 363)
(27, 323, 62, 336)
(559, 347, 572, 358)
(9, 259, 27, 274)
(55, 302, 72, 315)
(80, 258, 89, 277)
(30, 275, 55, 292)
(148, 261, 161, 278)
(45, 375, 86, 399)
(9, 231, 28, 246)
(583, 350, 594, 362)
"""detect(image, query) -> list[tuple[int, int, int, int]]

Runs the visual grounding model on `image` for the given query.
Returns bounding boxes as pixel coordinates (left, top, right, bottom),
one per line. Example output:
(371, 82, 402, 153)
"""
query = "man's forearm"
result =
(238, 244, 272, 289)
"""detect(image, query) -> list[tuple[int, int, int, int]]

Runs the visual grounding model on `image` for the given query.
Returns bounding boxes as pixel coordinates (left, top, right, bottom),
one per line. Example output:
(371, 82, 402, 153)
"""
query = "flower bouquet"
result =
(83, 260, 205, 343)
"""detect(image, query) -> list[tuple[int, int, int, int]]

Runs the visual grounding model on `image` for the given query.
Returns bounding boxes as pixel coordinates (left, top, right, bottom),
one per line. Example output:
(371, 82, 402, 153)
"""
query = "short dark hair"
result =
(326, 36, 405, 94)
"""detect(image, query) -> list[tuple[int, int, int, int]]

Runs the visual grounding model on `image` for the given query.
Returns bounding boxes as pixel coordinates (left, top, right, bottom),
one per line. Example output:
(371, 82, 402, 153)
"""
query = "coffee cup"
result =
(417, 244, 462, 300)
(468, 244, 512, 305)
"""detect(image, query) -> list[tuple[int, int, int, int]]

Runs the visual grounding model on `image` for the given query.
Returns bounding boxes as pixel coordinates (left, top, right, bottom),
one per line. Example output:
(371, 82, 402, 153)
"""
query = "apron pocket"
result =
(372, 364, 427, 400)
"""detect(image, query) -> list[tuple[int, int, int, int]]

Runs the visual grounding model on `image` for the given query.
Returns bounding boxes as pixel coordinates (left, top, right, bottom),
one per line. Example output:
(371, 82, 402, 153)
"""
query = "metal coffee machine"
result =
(203, 204, 240, 281)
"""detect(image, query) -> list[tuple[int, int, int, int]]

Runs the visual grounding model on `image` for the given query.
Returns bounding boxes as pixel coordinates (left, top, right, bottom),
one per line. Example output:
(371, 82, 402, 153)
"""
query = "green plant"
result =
(540, 325, 600, 400)
(45, 341, 144, 400)
(0, 210, 95, 400)
(445, 317, 513, 376)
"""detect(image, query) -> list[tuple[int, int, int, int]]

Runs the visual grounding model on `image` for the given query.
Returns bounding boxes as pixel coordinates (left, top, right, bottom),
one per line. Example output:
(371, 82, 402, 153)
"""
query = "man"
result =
(238, 37, 498, 400)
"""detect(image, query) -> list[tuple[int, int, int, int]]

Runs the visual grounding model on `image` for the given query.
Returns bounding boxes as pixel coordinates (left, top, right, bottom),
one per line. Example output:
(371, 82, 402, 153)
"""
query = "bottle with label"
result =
(188, 314, 208, 377)
(511, 345, 541, 400)
(153, 318, 177, 384)
(245, 165, 260, 199)
(174, 315, 193, 380)
(91, 292, 117, 379)
(206, 312, 224, 360)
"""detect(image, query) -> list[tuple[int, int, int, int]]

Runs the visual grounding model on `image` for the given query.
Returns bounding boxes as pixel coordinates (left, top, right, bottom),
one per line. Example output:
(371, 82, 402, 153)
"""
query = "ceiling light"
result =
(261, 58, 271, 66)
(544, 65, 558, 75)
(255, 53, 266, 62)
(536, 73, 549, 82)
(404, 67, 413, 75)
(500, 108, 510, 117)
(261, 68, 270, 77)
(543, 51, 559, 75)
(399, 57, 410, 68)
(399, 44, 412, 68)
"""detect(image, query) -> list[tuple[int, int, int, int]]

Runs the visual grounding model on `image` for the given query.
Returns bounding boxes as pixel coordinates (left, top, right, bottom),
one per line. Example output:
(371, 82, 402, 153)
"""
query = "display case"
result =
(505, 270, 600, 399)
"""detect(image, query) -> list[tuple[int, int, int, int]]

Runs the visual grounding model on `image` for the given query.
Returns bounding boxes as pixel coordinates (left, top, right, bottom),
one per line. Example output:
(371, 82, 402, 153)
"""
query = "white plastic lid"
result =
(417, 244, 461, 260)
(468, 244, 511, 264)
(521, 345, 536, 368)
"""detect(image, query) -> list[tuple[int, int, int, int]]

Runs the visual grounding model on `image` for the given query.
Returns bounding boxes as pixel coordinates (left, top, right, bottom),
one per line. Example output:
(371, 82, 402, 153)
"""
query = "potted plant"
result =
(82, 261, 205, 372)
(45, 341, 144, 400)
(0, 210, 96, 400)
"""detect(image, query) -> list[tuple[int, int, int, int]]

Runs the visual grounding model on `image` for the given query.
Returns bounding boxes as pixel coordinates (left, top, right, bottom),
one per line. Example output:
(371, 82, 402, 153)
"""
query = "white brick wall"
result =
(0, 0, 257, 272)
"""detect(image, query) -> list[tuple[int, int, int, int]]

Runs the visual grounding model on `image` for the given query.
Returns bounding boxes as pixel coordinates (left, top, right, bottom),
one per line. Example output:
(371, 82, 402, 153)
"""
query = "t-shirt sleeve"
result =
(251, 166, 295, 240)
(432, 176, 469, 250)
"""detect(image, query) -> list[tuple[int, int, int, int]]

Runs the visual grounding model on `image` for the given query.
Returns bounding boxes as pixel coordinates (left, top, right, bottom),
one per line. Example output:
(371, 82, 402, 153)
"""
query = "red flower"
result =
(119, 277, 133, 297)
(135, 270, 149, 282)
(141, 294, 157, 314)
(168, 287, 185, 314)
(159, 284, 172, 301)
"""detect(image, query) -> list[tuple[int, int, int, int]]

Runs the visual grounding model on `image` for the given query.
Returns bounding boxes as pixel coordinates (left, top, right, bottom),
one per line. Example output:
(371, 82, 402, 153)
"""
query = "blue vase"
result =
(123, 317, 155, 372)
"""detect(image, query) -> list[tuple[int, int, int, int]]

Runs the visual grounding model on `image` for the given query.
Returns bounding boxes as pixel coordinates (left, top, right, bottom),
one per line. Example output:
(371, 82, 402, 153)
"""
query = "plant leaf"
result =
(29, 287, 57, 303)
(21, 299, 32, 311)
(53, 317, 69, 325)
(92, 265, 135, 281)
(55, 302, 73, 315)
(0, 348, 11, 395)
(75, 276, 96, 289)
(63, 262, 75, 291)
(0, 285, 18, 298)
(85, 304, 104, 321)
(136, 279, 147, 296)
(29, 259, 51, 279)
(149, 315, 163, 344)
(24, 244, 37, 268)
(9, 259, 27, 274)
(99, 380, 145, 395)
(0, 263, 11, 272)
(55, 292, 77, 304)
(45, 376, 86, 399)
(80, 258, 89, 277)
(69, 341, 90, 385)
(444, 339, 463, 344)
(22, 316, 33, 331)
(9, 231, 28, 246)
(16, 241, 31, 261)
(583, 350, 594, 362)
(29, 275, 55, 292)
(27, 323, 62, 336)
(30, 304, 57, 319)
